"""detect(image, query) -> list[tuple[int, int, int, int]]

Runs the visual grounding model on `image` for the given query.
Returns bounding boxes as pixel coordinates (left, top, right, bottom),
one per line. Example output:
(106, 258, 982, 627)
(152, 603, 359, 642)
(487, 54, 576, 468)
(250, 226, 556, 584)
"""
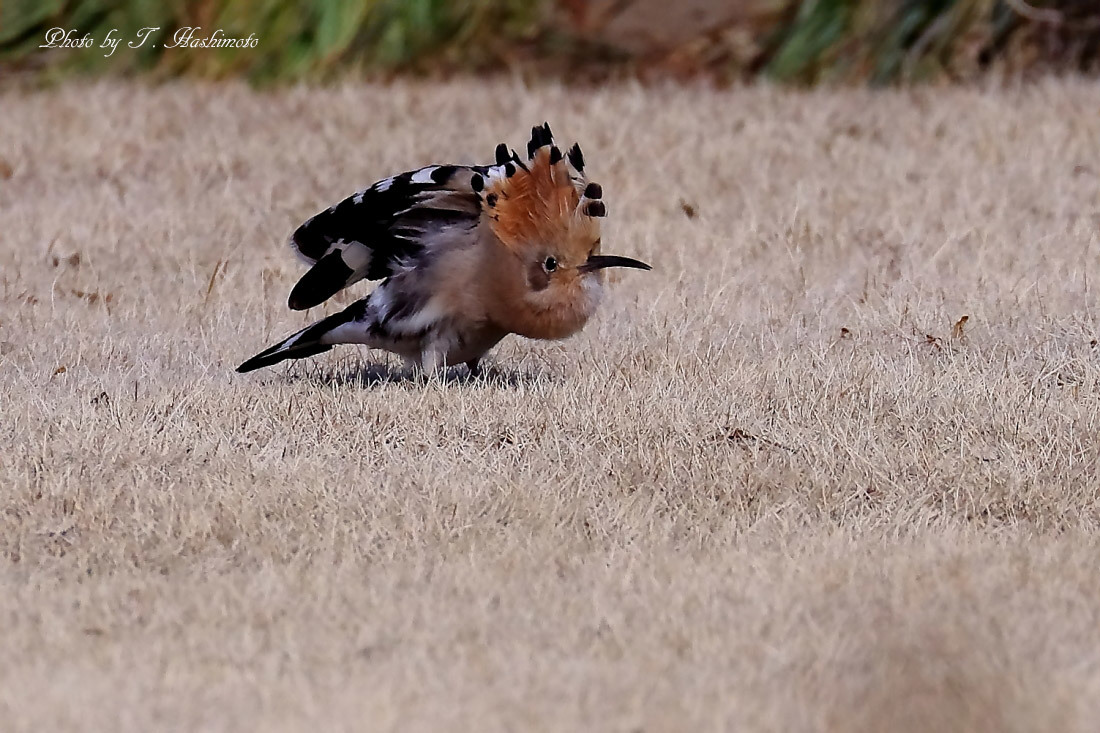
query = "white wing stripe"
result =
(410, 166, 439, 184)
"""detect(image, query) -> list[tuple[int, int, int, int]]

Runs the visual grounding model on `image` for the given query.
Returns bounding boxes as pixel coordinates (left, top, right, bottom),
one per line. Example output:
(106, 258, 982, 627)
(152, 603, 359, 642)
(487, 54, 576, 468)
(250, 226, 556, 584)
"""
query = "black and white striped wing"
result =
(287, 164, 485, 310)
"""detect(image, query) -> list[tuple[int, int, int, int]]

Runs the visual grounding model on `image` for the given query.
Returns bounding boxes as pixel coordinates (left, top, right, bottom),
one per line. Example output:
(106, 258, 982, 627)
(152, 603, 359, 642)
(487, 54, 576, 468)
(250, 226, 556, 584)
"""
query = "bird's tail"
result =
(236, 303, 363, 373)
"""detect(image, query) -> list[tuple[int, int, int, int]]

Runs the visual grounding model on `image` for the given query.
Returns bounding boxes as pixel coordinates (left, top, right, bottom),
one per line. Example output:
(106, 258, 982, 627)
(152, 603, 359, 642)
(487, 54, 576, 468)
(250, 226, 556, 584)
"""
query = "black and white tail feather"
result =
(237, 123, 598, 375)
(236, 304, 358, 373)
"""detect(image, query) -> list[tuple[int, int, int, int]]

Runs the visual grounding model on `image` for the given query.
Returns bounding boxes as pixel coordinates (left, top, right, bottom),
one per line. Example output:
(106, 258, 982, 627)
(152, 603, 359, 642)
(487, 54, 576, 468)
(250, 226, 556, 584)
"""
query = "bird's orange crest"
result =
(471, 123, 605, 262)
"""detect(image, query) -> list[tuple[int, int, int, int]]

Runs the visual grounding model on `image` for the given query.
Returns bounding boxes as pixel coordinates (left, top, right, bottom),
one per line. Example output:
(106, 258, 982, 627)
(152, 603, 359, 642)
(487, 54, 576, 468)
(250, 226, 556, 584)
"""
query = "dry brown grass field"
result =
(3, 77, 1100, 731)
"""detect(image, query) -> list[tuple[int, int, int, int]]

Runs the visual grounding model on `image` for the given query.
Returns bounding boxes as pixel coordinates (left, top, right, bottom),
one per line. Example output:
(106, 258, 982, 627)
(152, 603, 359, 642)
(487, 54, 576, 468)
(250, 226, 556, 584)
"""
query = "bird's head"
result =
(473, 123, 650, 340)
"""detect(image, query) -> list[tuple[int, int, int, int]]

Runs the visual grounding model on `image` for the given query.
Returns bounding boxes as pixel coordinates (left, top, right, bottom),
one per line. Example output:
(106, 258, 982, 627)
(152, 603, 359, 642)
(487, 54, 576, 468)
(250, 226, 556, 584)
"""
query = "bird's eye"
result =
(543, 256, 558, 272)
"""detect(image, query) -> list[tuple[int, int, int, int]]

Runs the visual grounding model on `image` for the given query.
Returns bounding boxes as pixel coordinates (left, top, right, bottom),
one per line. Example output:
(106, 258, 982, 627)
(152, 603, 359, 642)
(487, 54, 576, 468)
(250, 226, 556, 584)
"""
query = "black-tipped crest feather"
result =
(567, 143, 585, 171)
(584, 201, 606, 218)
(527, 122, 554, 159)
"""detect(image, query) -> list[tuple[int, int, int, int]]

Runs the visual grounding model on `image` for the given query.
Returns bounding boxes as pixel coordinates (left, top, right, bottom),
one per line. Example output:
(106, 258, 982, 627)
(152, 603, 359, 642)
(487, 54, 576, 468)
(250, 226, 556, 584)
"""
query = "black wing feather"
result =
(286, 164, 485, 310)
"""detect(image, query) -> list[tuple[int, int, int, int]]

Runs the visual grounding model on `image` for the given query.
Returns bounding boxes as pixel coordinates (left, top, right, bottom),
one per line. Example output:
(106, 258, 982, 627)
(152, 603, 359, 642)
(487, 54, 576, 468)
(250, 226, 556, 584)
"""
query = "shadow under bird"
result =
(236, 123, 651, 377)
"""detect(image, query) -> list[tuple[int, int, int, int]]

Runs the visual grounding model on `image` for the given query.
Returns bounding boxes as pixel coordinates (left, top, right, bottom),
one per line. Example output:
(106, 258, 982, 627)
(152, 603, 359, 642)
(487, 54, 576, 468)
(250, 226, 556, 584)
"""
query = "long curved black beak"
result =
(579, 255, 652, 273)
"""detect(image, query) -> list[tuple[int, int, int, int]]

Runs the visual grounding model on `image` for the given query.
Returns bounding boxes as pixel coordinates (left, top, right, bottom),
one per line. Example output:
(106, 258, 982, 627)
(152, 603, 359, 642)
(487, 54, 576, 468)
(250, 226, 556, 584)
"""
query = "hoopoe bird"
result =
(236, 123, 650, 377)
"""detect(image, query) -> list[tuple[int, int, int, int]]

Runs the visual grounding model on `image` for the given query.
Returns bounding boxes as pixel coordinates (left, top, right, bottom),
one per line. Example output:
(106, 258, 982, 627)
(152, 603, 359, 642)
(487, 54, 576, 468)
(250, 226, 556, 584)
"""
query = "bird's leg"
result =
(418, 344, 446, 382)
(465, 359, 482, 379)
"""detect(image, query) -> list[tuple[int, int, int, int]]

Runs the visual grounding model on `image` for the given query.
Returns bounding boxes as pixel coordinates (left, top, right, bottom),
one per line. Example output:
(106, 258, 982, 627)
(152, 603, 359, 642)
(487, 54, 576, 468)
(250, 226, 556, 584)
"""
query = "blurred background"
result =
(1, 0, 1098, 85)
